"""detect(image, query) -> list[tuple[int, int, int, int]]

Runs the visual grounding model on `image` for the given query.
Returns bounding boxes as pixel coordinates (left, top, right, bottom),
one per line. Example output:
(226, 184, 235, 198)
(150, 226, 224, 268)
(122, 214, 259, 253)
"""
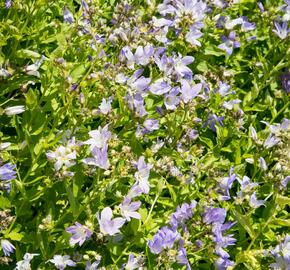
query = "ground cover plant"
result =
(0, 0, 290, 269)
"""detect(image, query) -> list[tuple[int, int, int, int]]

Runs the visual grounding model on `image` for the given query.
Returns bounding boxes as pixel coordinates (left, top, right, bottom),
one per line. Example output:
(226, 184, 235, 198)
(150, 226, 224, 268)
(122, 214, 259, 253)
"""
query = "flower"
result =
(82, 144, 110, 170)
(66, 222, 93, 246)
(96, 207, 126, 236)
(237, 176, 259, 194)
(259, 157, 268, 171)
(280, 71, 290, 94)
(98, 97, 112, 115)
(249, 192, 265, 208)
(180, 80, 202, 103)
(124, 253, 141, 270)
(264, 134, 280, 149)
(46, 139, 77, 172)
(273, 22, 290, 40)
(203, 114, 224, 132)
(173, 55, 194, 79)
(1, 239, 15, 256)
(143, 119, 159, 131)
(119, 197, 141, 221)
(147, 226, 180, 254)
(48, 255, 76, 270)
(0, 163, 16, 181)
(150, 79, 171, 95)
(164, 88, 180, 110)
(218, 168, 237, 201)
(0, 163, 16, 192)
(84, 125, 111, 151)
(203, 208, 227, 225)
(63, 7, 74, 24)
(281, 176, 290, 188)
(25, 55, 46, 77)
(5, 0, 12, 8)
(185, 26, 203, 46)
(216, 82, 232, 96)
(85, 260, 100, 270)
(215, 250, 235, 270)
(223, 99, 241, 110)
(15, 253, 39, 270)
(134, 156, 152, 194)
(270, 234, 290, 269)
(218, 31, 240, 55)
(170, 201, 197, 230)
(177, 247, 191, 270)
(4, 105, 25, 116)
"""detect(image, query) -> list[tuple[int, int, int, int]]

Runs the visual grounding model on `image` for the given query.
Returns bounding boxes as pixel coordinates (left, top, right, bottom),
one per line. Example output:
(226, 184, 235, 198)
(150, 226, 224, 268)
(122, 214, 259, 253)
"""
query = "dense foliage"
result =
(0, 0, 290, 269)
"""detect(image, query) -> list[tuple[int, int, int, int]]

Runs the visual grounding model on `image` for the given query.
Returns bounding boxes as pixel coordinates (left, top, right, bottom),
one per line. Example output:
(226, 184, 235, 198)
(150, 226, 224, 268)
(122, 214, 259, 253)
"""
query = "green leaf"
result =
(204, 45, 224, 56)
(276, 195, 290, 207)
(6, 231, 24, 241)
(0, 196, 11, 209)
(233, 210, 255, 239)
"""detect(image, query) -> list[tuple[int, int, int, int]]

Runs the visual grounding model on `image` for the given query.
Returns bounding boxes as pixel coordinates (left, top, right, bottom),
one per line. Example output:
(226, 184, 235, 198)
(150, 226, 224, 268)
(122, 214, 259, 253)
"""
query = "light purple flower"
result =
(63, 7, 74, 24)
(249, 192, 265, 208)
(215, 253, 234, 270)
(127, 70, 151, 94)
(144, 119, 159, 132)
(218, 168, 237, 201)
(124, 253, 141, 270)
(147, 226, 180, 254)
(259, 157, 268, 171)
(204, 114, 224, 132)
(273, 22, 290, 40)
(185, 26, 203, 46)
(164, 88, 180, 110)
(177, 247, 191, 270)
(218, 31, 240, 55)
(0, 163, 16, 181)
(150, 79, 171, 95)
(270, 234, 290, 269)
(48, 255, 76, 270)
(170, 201, 197, 230)
(238, 176, 259, 193)
(212, 223, 236, 248)
(281, 176, 290, 188)
(85, 260, 100, 270)
(134, 156, 152, 194)
(66, 222, 93, 246)
(1, 239, 15, 256)
(174, 55, 194, 79)
(180, 80, 202, 103)
(119, 197, 141, 221)
(241, 17, 256, 32)
(264, 134, 280, 149)
(96, 207, 126, 236)
(217, 82, 232, 96)
(82, 144, 110, 170)
(5, 0, 12, 8)
(203, 207, 227, 225)
(134, 44, 154, 66)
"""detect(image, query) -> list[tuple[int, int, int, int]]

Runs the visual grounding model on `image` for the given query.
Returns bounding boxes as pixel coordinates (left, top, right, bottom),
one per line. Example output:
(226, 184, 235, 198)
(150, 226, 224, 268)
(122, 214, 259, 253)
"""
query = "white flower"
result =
(84, 125, 111, 151)
(15, 253, 39, 270)
(4, 105, 25, 116)
(48, 255, 76, 270)
(99, 98, 112, 115)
